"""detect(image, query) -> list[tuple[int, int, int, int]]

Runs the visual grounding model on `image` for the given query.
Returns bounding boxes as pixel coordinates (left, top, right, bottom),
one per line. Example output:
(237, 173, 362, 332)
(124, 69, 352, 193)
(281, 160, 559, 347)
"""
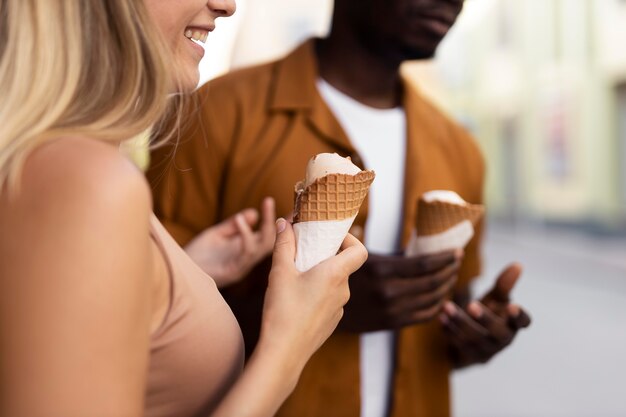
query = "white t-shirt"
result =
(317, 79, 407, 417)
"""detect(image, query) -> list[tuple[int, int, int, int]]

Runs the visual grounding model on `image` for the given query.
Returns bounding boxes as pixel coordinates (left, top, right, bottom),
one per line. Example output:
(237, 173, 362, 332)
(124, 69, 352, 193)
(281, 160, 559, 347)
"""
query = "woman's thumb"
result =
(272, 218, 296, 267)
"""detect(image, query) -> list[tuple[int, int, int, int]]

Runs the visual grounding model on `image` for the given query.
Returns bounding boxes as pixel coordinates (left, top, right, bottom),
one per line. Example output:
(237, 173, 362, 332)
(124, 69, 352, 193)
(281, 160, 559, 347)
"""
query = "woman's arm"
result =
(211, 221, 367, 417)
(0, 139, 154, 417)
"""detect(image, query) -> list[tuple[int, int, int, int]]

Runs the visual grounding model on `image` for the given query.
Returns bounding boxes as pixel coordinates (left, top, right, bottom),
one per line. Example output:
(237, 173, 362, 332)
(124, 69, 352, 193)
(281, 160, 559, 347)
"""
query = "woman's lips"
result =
(186, 37, 206, 59)
(184, 28, 210, 60)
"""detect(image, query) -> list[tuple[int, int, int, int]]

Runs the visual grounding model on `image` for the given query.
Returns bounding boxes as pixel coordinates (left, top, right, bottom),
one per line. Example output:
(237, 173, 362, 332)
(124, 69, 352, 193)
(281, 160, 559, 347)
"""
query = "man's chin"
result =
(399, 46, 438, 61)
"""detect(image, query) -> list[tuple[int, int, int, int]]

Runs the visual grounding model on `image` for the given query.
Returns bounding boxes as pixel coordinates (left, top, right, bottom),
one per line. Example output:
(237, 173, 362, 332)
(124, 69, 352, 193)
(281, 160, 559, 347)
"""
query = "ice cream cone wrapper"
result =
(405, 193, 484, 256)
(293, 171, 375, 271)
(294, 216, 356, 271)
(405, 220, 475, 257)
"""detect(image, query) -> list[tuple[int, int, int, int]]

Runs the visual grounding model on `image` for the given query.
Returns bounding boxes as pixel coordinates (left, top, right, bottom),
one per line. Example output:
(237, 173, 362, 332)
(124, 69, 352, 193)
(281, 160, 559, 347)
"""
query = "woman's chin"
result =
(172, 69, 200, 94)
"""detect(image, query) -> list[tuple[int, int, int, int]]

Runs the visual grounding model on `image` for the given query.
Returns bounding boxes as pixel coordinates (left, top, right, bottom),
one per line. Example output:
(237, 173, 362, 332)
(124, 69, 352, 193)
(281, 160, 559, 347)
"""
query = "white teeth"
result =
(184, 29, 208, 44)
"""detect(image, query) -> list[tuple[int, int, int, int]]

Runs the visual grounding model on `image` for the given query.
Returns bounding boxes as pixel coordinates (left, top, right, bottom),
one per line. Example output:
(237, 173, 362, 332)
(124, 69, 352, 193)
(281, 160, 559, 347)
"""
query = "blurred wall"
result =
(405, 0, 626, 232)
(197, 0, 333, 85)
(230, 0, 333, 68)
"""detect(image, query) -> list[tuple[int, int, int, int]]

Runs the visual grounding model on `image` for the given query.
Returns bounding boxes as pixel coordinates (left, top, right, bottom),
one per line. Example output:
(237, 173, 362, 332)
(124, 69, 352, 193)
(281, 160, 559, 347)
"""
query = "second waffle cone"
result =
(416, 199, 484, 236)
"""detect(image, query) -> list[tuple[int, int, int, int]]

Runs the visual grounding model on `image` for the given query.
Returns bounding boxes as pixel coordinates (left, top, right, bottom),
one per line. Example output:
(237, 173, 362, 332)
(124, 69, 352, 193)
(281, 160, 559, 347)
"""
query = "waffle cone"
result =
(293, 171, 375, 223)
(416, 199, 484, 236)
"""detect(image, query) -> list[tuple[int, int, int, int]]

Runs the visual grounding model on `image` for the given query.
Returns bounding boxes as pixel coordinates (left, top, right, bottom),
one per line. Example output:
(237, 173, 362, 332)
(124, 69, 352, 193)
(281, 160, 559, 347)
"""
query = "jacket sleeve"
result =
(147, 85, 235, 246)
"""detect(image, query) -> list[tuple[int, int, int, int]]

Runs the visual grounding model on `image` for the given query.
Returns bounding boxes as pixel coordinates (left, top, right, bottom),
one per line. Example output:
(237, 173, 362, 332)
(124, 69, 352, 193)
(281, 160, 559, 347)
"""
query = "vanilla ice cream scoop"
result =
(304, 153, 362, 187)
(405, 190, 485, 257)
(421, 190, 466, 205)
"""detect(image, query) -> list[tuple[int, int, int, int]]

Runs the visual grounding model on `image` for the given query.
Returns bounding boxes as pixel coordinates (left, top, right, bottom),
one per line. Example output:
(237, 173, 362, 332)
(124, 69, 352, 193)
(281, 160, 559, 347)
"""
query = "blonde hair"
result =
(0, 0, 176, 191)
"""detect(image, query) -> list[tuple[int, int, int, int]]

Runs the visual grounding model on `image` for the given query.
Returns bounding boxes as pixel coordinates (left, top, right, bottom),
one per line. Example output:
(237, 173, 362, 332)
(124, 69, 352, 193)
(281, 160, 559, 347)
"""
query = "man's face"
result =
(350, 0, 464, 61)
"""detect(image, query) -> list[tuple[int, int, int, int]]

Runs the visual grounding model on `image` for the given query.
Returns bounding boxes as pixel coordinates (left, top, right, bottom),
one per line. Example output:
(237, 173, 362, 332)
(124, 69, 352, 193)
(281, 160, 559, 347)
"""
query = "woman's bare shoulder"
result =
(5, 137, 150, 217)
(1, 136, 153, 260)
(27, 137, 149, 203)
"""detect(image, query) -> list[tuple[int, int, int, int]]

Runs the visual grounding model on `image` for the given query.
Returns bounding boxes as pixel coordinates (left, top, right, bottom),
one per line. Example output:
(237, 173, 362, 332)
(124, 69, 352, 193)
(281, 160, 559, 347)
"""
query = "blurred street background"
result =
(453, 221, 626, 417)
(197, 0, 626, 415)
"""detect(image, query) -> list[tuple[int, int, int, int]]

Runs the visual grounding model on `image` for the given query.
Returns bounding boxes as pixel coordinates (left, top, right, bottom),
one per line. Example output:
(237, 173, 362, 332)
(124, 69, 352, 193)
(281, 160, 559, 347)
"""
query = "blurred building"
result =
(405, 0, 626, 233)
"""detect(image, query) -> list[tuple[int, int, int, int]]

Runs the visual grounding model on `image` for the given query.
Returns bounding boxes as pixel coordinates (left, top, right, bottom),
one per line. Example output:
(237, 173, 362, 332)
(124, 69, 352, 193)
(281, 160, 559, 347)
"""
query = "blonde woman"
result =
(0, 1, 367, 417)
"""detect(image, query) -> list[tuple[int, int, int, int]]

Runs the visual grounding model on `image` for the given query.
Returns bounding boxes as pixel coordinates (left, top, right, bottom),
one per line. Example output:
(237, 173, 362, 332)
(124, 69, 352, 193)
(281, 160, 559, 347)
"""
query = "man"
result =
(148, 0, 531, 416)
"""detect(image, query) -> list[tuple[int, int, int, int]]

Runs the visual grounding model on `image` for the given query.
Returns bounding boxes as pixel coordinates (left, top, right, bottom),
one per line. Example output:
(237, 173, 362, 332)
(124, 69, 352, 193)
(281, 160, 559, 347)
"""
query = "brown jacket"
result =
(148, 39, 485, 417)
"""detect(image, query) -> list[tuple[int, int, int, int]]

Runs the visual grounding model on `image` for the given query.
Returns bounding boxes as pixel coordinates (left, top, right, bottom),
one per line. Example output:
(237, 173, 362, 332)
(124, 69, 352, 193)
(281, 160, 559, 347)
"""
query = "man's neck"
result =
(315, 36, 403, 109)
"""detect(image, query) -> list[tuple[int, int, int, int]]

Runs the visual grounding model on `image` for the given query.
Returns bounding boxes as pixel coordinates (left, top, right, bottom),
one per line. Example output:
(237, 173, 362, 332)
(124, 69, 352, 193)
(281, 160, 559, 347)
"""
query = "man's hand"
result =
(338, 250, 463, 332)
(440, 263, 531, 368)
(185, 197, 276, 288)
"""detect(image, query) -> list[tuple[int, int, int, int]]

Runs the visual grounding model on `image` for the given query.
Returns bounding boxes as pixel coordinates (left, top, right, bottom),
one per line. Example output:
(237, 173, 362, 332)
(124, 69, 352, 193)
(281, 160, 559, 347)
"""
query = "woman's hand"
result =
(212, 218, 367, 417)
(259, 218, 368, 374)
(184, 197, 276, 287)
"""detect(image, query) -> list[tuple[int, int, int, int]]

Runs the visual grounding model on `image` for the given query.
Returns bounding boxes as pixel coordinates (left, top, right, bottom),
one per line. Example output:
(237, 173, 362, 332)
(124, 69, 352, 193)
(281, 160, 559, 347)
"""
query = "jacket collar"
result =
(269, 39, 319, 111)
(268, 38, 427, 156)
(269, 39, 354, 153)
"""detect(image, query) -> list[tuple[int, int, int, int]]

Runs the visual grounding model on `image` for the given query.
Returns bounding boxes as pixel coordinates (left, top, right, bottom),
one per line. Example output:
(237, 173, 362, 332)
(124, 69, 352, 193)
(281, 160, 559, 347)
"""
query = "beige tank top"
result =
(144, 215, 244, 417)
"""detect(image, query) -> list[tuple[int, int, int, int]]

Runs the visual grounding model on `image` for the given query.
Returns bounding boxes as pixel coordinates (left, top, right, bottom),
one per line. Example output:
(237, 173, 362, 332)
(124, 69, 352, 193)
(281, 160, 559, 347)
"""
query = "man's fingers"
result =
(271, 218, 297, 270)
(387, 273, 457, 315)
(468, 302, 514, 345)
(400, 299, 446, 327)
(408, 249, 463, 276)
(380, 258, 460, 300)
(443, 302, 489, 341)
(441, 317, 494, 364)
(367, 249, 461, 278)
(485, 263, 522, 303)
(441, 314, 475, 350)
(507, 304, 532, 329)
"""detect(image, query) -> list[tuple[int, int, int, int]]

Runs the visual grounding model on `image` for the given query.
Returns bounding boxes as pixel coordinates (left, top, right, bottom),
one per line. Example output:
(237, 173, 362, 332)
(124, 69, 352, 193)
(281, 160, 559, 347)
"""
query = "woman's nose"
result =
(208, 0, 236, 18)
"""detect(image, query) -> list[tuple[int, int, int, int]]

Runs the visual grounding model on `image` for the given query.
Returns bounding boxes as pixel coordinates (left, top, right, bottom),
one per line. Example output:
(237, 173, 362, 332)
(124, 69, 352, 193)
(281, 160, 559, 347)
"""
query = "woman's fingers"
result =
(271, 218, 297, 272)
(259, 197, 276, 236)
(335, 233, 368, 275)
(234, 212, 256, 253)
